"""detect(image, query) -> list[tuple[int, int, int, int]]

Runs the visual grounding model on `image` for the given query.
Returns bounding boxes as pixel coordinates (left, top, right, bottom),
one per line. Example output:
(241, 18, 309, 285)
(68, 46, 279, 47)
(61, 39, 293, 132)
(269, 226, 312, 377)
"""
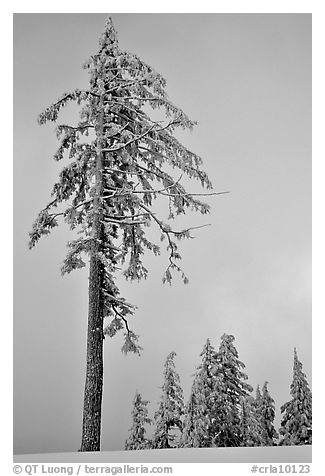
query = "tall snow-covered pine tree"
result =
(29, 17, 215, 451)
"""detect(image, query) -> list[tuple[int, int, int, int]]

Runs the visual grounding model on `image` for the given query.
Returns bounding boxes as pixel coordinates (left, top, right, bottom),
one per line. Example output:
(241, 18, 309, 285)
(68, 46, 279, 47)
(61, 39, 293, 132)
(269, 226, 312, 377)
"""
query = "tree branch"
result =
(103, 217, 147, 226)
(48, 198, 92, 219)
(160, 190, 230, 197)
(104, 79, 147, 96)
(102, 174, 183, 198)
(57, 123, 94, 131)
(52, 90, 99, 108)
(101, 124, 156, 153)
(112, 304, 131, 334)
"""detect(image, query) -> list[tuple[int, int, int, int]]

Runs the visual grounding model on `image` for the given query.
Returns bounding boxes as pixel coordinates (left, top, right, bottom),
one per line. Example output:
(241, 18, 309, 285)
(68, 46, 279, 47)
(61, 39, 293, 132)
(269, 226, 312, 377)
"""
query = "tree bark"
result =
(80, 254, 104, 451)
(80, 93, 105, 452)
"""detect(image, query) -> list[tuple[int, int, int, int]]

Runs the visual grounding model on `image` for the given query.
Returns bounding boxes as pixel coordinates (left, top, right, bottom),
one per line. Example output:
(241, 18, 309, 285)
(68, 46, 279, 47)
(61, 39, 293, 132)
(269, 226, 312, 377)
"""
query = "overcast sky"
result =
(13, 13, 311, 454)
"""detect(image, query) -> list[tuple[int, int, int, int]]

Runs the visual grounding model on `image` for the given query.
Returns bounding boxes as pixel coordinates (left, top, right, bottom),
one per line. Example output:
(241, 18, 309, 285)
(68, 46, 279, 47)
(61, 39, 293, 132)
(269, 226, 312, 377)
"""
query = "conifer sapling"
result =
(125, 391, 152, 450)
(255, 381, 278, 446)
(153, 352, 184, 448)
(239, 395, 265, 447)
(279, 348, 312, 446)
(180, 373, 202, 448)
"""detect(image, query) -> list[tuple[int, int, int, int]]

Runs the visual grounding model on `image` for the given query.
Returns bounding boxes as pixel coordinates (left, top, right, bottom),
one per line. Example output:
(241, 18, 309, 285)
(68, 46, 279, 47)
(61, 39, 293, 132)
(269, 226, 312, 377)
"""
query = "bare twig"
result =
(160, 190, 230, 197)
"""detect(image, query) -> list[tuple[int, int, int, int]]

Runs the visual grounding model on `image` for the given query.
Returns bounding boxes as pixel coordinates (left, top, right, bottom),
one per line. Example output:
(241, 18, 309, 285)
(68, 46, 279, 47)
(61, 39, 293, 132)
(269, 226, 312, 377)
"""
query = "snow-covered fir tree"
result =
(184, 339, 218, 448)
(239, 395, 265, 447)
(255, 384, 262, 404)
(255, 381, 278, 446)
(254, 384, 264, 440)
(153, 352, 184, 448)
(279, 348, 312, 446)
(180, 373, 203, 448)
(29, 17, 215, 451)
(212, 333, 253, 447)
(125, 391, 152, 450)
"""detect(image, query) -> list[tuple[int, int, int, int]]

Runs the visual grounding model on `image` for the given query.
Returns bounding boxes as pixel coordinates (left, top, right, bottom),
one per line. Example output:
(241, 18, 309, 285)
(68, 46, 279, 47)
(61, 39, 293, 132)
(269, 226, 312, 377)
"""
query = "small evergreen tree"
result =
(180, 379, 198, 448)
(254, 384, 266, 443)
(239, 395, 265, 447)
(255, 384, 262, 404)
(125, 391, 152, 450)
(189, 339, 218, 448)
(212, 333, 253, 447)
(153, 352, 184, 448)
(279, 348, 312, 446)
(256, 381, 278, 446)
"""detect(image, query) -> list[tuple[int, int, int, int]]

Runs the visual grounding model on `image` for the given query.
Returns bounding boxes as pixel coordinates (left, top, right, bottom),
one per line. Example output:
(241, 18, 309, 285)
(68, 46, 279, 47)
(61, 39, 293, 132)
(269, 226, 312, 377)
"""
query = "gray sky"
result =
(13, 13, 311, 454)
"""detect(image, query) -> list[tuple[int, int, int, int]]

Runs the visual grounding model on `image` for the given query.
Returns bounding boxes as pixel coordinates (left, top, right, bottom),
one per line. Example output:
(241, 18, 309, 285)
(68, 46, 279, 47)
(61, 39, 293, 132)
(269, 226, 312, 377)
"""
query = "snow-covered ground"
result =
(14, 445, 311, 463)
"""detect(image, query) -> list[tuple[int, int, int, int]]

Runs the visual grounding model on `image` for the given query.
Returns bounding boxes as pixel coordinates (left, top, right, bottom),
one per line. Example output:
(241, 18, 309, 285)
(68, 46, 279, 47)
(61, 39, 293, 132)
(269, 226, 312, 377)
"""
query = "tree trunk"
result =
(80, 254, 104, 451)
(80, 93, 105, 452)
